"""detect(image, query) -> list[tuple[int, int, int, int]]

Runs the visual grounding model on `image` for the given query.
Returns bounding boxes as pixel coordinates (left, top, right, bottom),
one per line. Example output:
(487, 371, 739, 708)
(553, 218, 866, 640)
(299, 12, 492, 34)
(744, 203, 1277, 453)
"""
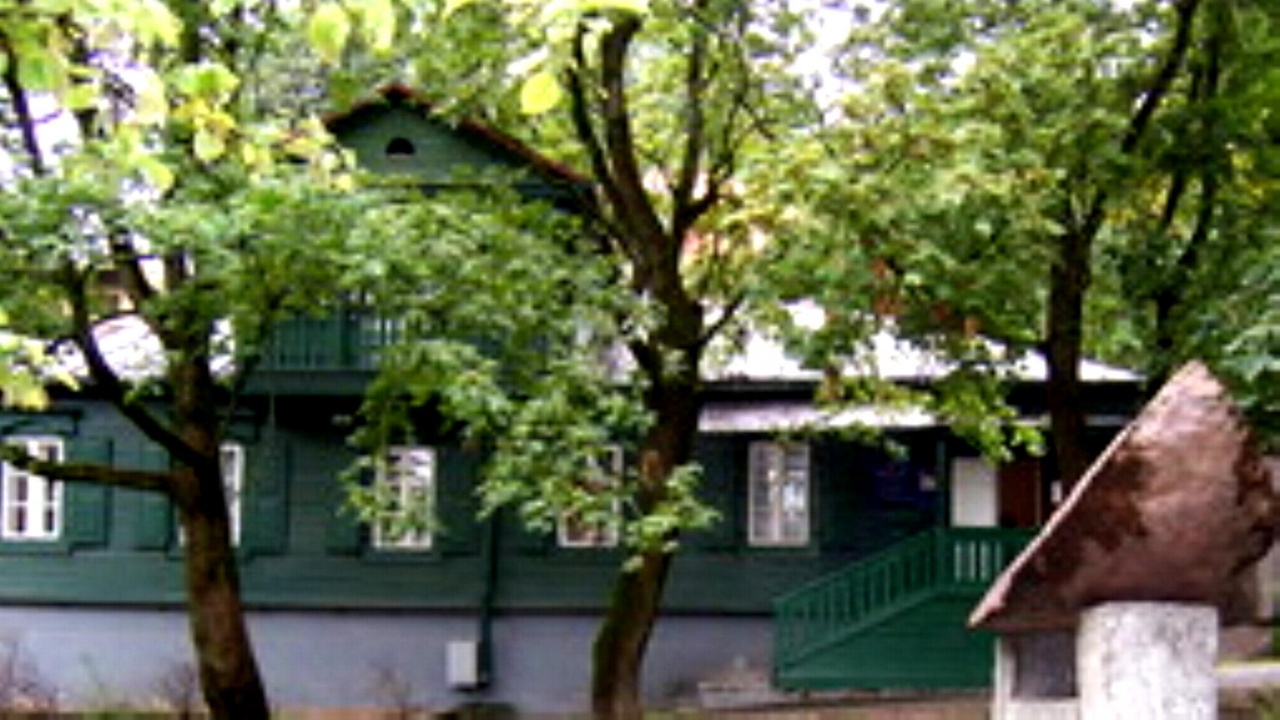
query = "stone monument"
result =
(970, 361, 1279, 719)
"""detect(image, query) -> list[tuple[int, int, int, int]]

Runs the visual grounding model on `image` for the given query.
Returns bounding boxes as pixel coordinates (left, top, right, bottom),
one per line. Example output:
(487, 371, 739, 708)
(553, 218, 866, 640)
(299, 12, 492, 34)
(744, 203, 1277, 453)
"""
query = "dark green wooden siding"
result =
(331, 106, 523, 184)
(686, 435, 739, 551)
(114, 440, 172, 551)
(241, 432, 288, 555)
(64, 435, 112, 548)
(0, 400, 951, 614)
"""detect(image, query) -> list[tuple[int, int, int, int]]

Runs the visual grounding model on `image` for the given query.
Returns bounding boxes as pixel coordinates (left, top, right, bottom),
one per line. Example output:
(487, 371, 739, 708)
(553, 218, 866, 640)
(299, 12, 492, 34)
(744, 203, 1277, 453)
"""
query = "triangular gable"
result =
(325, 83, 588, 203)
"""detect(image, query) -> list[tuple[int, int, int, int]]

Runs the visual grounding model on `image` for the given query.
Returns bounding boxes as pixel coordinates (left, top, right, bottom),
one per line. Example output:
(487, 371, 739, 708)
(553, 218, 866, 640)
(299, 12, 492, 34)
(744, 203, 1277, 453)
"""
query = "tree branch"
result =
(0, 35, 48, 177)
(109, 229, 161, 308)
(1077, 0, 1200, 239)
(598, 15, 671, 270)
(1153, 0, 1223, 363)
(1172, 1, 1222, 281)
(671, 0, 710, 239)
(1121, 0, 1200, 156)
(700, 292, 745, 347)
(566, 24, 633, 260)
(0, 444, 172, 493)
(66, 274, 204, 470)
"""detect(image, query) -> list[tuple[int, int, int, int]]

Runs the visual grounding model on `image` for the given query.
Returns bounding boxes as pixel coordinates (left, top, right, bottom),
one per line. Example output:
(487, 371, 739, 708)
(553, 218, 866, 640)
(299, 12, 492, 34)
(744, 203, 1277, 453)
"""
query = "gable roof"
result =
(323, 82, 589, 188)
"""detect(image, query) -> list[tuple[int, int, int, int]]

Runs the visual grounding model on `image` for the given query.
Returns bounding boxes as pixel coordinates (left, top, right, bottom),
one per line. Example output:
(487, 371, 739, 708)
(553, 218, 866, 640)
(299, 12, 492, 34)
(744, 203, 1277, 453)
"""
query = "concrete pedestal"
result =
(1077, 602, 1218, 720)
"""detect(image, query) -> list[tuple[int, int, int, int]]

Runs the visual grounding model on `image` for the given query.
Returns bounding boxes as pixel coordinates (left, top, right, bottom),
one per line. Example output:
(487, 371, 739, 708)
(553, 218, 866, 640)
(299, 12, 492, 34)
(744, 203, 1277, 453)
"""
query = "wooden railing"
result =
(773, 527, 1032, 670)
(262, 314, 402, 371)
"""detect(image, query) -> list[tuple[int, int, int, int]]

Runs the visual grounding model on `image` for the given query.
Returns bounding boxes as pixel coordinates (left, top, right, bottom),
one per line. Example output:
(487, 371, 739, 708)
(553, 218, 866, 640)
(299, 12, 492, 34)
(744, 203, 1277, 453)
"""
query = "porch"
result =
(773, 527, 1032, 691)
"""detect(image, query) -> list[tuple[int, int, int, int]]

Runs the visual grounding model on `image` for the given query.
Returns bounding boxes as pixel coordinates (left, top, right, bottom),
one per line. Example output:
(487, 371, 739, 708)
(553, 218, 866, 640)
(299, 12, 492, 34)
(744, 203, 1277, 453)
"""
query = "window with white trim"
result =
(558, 446, 623, 549)
(1, 437, 64, 542)
(372, 446, 435, 551)
(748, 441, 810, 547)
(177, 442, 244, 547)
(220, 443, 244, 546)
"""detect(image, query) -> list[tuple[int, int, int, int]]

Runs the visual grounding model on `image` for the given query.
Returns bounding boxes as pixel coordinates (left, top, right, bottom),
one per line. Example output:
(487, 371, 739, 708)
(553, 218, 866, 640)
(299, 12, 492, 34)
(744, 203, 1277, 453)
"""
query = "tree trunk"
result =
(177, 461, 270, 720)
(1045, 229, 1092, 490)
(170, 352, 270, 720)
(591, 550, 673, 720)
(591, 360, 700, 719)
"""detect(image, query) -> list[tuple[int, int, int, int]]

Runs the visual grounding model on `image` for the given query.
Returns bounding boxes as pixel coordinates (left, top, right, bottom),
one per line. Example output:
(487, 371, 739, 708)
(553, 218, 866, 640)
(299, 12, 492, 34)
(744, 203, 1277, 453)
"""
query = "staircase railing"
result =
(773, 526, 1032, 669)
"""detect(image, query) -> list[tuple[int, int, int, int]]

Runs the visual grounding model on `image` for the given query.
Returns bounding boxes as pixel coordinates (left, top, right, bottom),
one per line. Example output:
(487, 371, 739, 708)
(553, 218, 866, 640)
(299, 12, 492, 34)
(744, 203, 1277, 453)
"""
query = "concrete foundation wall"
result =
(0, 606, 772, 713)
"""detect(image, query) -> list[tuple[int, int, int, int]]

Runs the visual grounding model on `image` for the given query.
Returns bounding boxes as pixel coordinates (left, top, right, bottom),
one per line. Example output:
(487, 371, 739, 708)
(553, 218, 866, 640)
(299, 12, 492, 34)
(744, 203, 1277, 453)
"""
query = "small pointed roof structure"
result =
(970, 362, 1279, 632)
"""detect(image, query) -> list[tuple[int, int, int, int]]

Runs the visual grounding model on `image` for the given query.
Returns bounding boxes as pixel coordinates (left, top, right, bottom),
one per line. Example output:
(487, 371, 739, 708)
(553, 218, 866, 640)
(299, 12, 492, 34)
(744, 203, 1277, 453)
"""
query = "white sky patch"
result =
(789, 0, 858, 109)
(0, 93, 81, 184)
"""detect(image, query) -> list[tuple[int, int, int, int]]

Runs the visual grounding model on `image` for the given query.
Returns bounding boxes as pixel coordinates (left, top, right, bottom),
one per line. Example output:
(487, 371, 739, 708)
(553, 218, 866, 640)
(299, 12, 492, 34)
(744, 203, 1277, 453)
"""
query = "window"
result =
(384, 136, 417, 157)
(221, 443, 244, 546)
(748, 441, 810, 547)
(358, 315, 404, 370)
(177, 443, 244, 547)
(558, 446, 623, 549)
(372, 446, 435, 551)
(1, 437, 64, 542)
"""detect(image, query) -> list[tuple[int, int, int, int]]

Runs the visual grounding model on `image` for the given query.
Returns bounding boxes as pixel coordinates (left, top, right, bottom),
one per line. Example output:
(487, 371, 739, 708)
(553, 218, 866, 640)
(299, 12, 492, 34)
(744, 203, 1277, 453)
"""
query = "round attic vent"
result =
(385, 137, 416, 157)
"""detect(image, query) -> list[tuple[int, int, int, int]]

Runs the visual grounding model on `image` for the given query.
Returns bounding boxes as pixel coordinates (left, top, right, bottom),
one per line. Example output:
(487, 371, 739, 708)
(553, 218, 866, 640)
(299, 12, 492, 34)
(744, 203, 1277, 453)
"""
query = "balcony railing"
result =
(261, 314, 403, 372)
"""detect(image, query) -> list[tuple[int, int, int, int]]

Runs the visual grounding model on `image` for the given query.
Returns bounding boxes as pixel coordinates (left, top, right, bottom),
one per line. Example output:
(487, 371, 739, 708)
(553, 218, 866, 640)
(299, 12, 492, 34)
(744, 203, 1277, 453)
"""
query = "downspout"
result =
(476, 507, 500, 688)
(935, 436, 950, 528)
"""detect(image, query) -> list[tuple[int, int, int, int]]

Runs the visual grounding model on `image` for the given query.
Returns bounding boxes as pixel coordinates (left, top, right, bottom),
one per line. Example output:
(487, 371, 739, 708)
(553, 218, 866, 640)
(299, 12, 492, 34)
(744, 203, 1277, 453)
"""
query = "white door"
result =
(951, 457, 997, 528)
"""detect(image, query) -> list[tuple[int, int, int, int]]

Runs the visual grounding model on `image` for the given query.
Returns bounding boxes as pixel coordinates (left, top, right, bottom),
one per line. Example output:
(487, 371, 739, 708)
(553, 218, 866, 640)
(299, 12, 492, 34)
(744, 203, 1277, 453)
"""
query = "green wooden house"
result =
(0, 85, 1142, 713)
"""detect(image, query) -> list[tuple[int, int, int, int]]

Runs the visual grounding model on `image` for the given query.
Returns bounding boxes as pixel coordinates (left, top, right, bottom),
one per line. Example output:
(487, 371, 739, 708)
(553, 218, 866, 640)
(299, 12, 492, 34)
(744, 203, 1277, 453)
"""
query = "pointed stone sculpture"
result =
(971, 361, 1278, 632)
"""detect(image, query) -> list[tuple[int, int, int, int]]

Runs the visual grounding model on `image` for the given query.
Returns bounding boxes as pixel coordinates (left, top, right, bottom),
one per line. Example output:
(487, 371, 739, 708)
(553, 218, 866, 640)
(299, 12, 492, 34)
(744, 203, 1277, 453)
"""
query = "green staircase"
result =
(773, 527, 1031, 690)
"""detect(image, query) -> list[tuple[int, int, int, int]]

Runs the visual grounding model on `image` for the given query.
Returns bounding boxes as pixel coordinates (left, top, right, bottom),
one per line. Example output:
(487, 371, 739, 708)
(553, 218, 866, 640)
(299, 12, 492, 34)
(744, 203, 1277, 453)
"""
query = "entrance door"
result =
(997, 458, 1042, 528)
(951, 457, 997, 528)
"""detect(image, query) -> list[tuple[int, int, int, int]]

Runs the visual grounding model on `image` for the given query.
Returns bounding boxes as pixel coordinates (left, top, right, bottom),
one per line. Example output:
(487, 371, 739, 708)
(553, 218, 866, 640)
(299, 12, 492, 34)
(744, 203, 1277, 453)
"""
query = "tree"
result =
(0, 2, 382, 717)
(310, 0, 824, 716)
(314, 3, 1280, 717)
(793, 0, 1280, 486)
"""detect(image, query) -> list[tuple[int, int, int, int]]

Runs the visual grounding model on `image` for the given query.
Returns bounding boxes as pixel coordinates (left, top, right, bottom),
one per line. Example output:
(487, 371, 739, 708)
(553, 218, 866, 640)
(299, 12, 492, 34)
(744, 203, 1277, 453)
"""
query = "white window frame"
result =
(558, 446, 623, 549)
(1, 437, 65, 542)
(748, 441, 811, 547)
(372, 445, 435, 551)
(220, 443, 244, 547)
(176, 442, 244, 547)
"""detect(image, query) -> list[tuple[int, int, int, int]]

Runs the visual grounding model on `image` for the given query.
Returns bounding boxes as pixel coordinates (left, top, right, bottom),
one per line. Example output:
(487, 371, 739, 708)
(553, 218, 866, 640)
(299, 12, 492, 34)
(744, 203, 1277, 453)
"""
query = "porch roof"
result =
(698, 400, 935, 434)
(705, 303, 1138, 385)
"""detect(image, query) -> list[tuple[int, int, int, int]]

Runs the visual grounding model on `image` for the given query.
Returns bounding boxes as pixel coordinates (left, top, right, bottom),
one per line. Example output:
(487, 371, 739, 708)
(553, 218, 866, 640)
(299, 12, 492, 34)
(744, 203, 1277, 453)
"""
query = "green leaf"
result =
(580, 0, 649, 15)
(519, 70, 563, 115)
(208, 0, 241, 16)
(174, 62, 240, 101)
(136, 155, 175, 193)
(442, 0, 480, 18)
(193, 128, 227, 162)
(359, 0, 397, 54)
(134, 0, 182, 46)
(49, 368, 81, 392)
(132, 68, 168, 124)
(3, 375, 48, 411)
(308, 3, 352, 65)
(63, 82, 99, 111)
(16, 45, 66, 93)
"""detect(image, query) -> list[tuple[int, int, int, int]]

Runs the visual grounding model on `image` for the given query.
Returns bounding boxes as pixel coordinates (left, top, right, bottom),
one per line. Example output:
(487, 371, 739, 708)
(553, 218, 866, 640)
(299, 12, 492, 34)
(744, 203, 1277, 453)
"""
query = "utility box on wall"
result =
(446, 639, 482, 689)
